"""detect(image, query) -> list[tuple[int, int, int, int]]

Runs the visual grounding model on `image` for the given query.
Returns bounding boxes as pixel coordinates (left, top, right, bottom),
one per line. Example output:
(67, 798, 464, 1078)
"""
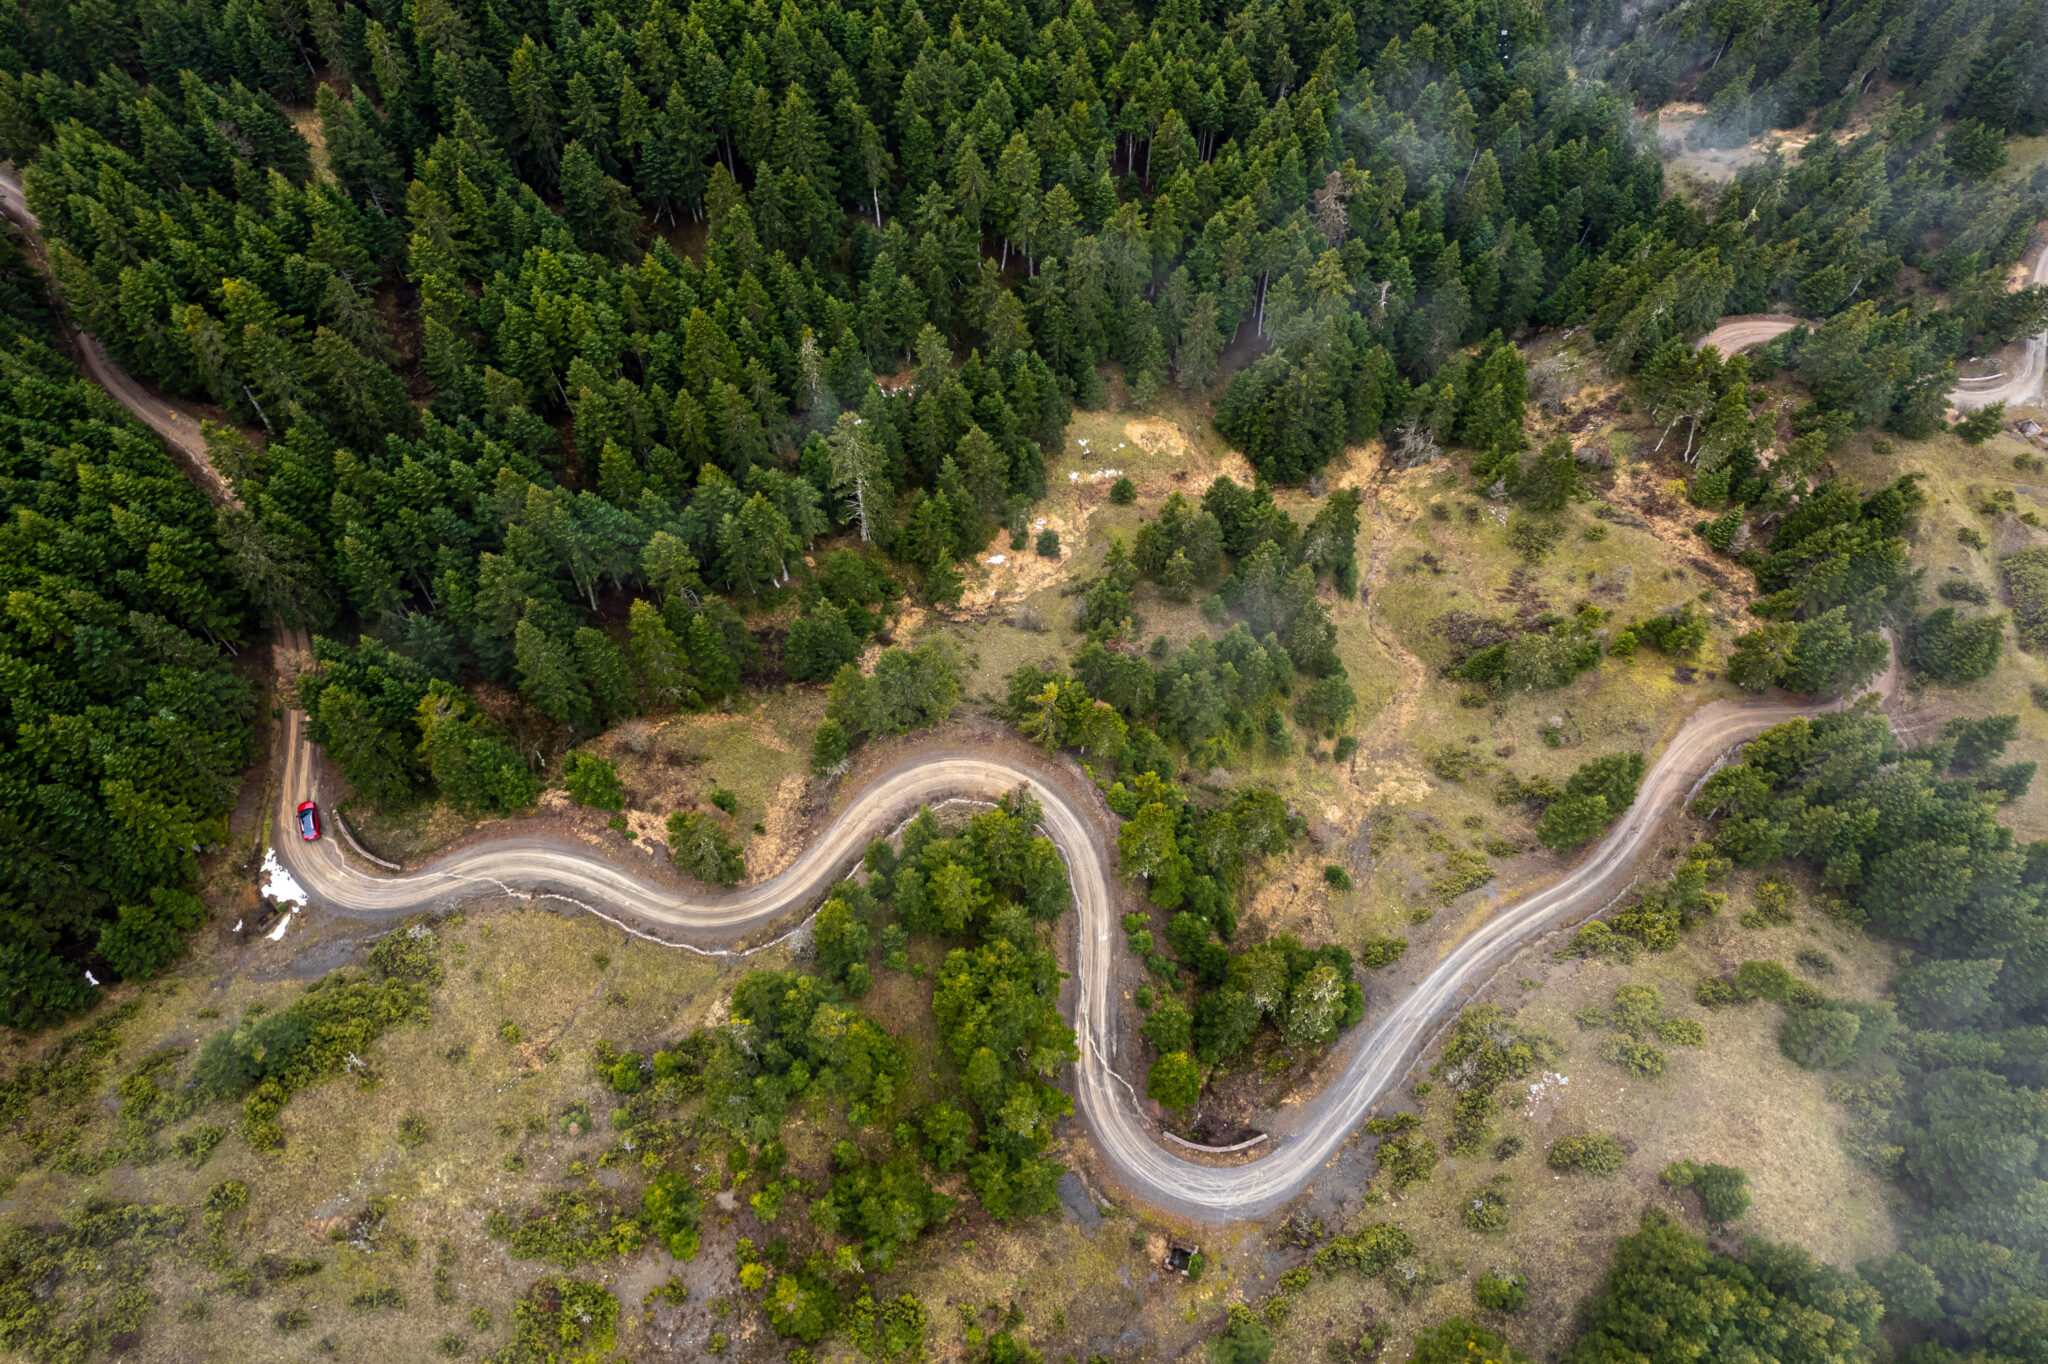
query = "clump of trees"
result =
(1685, 702, 2048, 1362)
(1535, 753, 1645, 851)
(0, 325, 255, 1024)
(1727, 476, 1920, 697)
(1561, 1210, 1880, 1364)
(813, 643, 960, 774)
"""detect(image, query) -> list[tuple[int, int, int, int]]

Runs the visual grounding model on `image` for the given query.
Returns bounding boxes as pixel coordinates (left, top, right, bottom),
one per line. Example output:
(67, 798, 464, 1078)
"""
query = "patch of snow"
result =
(266, 910, 295, 942)
(986, 554, 1006, 565)
(232, 919, 243, 932)
(84, 970, 100, 987)
(1033, 518, 1047, 529)
(1068, 471, 1079, 481)
(260, 847, 309, 908)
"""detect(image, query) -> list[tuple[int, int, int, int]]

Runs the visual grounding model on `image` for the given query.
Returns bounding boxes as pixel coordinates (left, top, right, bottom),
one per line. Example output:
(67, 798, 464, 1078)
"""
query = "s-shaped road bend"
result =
(6, 161, 1896, 1224)
(274, 670, 1885, 1224)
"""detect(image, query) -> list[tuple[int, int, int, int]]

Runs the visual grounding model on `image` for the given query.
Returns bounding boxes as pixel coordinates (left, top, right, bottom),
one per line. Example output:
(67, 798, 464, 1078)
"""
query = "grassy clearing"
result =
(1258, 873, 1900, 1363)
(0, 907, 753, 1363)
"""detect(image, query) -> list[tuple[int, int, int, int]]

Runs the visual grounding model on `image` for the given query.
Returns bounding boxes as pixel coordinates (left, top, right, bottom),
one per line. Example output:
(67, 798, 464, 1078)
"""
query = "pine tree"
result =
(629, 599, 695, 707)
(515, 618, 593, 729)
(686, 613, 739, 698)
(574, 627, 634, 724)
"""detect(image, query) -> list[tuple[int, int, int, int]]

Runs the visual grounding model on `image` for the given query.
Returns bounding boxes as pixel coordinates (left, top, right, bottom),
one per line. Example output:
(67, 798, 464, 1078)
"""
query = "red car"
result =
(295, 801, 321, 842)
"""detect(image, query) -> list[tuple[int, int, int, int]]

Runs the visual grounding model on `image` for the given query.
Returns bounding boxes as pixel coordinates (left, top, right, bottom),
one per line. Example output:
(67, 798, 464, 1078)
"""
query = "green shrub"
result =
(397, 1114, 430, 1148)
(1548, 1133, 1627, 1174)
(1036, 528, 1061, 556)
(2001, 548, 2048, 651)
(1474, 1271, 1529, 1312)
(1360, 937, 1409, 968)
(1111, 476, 1137, 503)
(1322, 865, 1352, 890)
(1661, 1159, 1751, 1224)
(563, 752, 626, 810)
(368, 919, 445, 986)
(506, 1277, 619, 1359)
(1463, 1182, 1512, 1232)
(1694, 976, 1737, 1007)
(349, 1286, 405, 1311)
(1733, 960, 1797, 1003)
(666, 810, 745, 885)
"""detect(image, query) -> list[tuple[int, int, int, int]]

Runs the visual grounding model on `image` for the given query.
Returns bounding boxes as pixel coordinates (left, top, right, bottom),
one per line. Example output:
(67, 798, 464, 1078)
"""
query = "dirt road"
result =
(1692, 313, 1803, 355)
(1695, 233, 2048, 411)
(1952, 238, 2048, 411)
(0, 169, 230, 501)
(8, 162, 1901, 1222)
(271, 658, 1889, 1221)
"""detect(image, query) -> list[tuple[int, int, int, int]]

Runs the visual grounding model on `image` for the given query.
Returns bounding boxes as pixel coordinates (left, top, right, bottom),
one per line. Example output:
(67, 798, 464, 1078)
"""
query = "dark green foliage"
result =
(813, 1156, 952, 1269)
(824, 644, 960, 763)
(1207, 1304, 1275, 1364)
(2002, 549, 2048, 651)
(665, 811, 744, 886)
(500, 1278, 619, 1362)
(194, 976, 429, 1147)
(703, 971, 906, 1145)
(1908, 608, 2005, 684)
(97, 888, 208, 981)
(1560, 1210, 1880, 1364)
(0, 337, 253, 1018)
(785, 602, 863, 684)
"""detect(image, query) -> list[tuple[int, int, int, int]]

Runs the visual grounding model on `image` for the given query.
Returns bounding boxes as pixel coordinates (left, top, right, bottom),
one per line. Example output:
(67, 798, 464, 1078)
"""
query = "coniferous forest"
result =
(1, 0, 2048, 1357)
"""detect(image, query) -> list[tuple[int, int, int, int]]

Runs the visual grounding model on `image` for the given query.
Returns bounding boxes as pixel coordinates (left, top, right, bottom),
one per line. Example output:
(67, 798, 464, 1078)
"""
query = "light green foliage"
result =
(1660, 1160, 1751, 1224)
(643, 1172, 703, 1261)
(562, 752, 625, 811)
(1407, 1318, 1527, 1364)
(847, 1289, 930, 1360)
(1474, 1272, 1529, 1313)
(1548, 1133, 1628, 1174)
(1148, 1052, 1203, 1111)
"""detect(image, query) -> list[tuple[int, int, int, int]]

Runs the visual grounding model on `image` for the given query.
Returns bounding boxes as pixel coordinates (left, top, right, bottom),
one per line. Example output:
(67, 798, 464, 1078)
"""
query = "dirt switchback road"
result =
(6, 160, 1902, 1222)
(1695, 233, 2048, 411)
(273, 660, 1890, 1222)
(1951, 238, 2048, 412)
(1693, 313, 1804, 355)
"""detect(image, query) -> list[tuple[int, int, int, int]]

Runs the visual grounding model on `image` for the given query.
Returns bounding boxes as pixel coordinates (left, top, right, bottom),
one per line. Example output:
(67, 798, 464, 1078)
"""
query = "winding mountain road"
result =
(268, 671, 1883, 1223)
(1693, 233, 2048, 412)
(4, 159, 1896, 1224)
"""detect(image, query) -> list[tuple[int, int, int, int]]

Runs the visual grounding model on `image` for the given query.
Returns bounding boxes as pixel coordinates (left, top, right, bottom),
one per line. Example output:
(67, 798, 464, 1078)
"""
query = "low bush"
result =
(1474, 1271, 1529, 1312)
(1548, 1132, 1627, 1174)
(1661, 1159, 1751, 1224)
